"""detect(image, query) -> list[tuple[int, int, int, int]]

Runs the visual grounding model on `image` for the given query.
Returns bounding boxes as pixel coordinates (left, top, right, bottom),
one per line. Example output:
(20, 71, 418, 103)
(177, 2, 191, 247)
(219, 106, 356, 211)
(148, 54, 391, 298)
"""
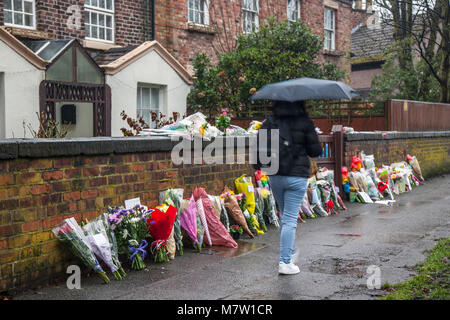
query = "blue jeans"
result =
(269, 175, 308, 264)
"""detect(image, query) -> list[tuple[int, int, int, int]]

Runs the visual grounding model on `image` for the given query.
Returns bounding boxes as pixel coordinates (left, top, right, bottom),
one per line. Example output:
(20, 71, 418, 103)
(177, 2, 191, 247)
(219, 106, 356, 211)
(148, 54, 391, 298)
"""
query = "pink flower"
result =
(221, 109, 227, 116)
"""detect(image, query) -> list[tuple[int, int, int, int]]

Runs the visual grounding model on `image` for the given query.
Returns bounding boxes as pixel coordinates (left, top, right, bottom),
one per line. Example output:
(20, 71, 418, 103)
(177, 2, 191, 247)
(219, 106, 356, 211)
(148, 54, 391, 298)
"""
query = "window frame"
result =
(3, 0, 36, 30)
(84, 0, 115, 44)
(136, 84, 164, 128)
(287, 0, 301, 22)
(242, 0, 259, 34)
(324, 7, 336, 51)
(187, 0, 209, 26)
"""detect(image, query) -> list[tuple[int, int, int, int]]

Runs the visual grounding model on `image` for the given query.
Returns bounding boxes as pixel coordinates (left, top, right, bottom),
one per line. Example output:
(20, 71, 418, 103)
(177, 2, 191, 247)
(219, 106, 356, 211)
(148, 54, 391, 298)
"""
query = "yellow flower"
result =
(156, 204, 170, 212)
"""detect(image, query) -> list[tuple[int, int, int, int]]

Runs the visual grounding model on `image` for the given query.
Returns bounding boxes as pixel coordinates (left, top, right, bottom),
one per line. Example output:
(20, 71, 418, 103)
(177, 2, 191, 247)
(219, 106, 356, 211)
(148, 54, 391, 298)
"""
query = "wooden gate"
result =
(315, 125, 344, 194)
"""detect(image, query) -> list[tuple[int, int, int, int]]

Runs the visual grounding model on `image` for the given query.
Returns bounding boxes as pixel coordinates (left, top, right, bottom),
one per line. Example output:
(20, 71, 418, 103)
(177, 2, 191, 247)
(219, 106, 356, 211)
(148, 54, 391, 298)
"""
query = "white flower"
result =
(122, 229, 129, 239)
(129, 239, 139, 246)
(130, 217, 140, 224)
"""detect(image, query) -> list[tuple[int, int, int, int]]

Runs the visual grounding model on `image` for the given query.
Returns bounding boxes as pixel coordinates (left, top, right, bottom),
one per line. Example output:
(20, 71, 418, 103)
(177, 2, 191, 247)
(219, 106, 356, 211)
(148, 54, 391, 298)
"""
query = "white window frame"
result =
(188, 0, 209, 26)
(287, 0, 301, 22)
(3, 0, 36, 30)
(324, 7, 336, 51)
(137, 84, 164, 128)
(84, 0, 115, 43)
(242, 0, 259, 34)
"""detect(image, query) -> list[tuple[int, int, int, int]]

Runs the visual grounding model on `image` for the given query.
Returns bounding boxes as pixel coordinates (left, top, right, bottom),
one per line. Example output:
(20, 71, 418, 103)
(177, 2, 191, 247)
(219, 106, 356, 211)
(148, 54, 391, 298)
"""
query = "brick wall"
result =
(0, 0, 4, 26)
(154, 0, 354, 74)
(35, 0, 87, 39)
(2, 1, 151, 46)
(0, 137, 253, 293)
(344, 132, 450, 178)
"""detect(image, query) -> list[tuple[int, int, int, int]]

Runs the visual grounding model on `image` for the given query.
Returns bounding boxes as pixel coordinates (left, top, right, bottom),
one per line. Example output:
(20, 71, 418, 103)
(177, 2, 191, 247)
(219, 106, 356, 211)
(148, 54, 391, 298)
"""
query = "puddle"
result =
(204, 241, 267, 258)
(382, 233, 423, 244)
(309, 257, 368, 276)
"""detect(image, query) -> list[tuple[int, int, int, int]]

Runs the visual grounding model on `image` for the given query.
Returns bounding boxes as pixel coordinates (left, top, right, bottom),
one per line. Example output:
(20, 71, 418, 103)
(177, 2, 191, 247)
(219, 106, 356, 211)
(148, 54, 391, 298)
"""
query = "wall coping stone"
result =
(0, 136, 253, 159)
(345, 131, 450, 141)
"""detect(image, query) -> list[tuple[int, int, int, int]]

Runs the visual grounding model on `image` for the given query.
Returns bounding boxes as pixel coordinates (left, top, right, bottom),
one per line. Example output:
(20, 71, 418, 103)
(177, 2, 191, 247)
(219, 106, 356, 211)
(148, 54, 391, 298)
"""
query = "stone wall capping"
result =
(0, 136, 255, 159)
(344, 131, 450, 141)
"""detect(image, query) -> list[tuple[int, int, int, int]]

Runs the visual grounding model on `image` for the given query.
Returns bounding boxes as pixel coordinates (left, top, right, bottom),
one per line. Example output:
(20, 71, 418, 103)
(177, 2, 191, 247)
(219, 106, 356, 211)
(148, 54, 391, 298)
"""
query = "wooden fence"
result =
(315, 125, 344, 194)
(387, 99, 450, 131)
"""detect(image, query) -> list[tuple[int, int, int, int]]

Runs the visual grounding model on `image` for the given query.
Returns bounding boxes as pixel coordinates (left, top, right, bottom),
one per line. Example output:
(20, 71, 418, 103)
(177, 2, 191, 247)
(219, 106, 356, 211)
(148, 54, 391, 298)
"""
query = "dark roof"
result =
(92, 46, 138, 65)
(351, 22, 394, 63)
(21, 39, 73, 62)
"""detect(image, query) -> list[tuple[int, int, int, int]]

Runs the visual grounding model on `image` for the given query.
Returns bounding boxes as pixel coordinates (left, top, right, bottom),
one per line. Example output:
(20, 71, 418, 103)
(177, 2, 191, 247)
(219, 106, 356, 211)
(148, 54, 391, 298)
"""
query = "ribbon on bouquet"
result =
(150, 240, 167, 256)
(128, 240, 148, 260)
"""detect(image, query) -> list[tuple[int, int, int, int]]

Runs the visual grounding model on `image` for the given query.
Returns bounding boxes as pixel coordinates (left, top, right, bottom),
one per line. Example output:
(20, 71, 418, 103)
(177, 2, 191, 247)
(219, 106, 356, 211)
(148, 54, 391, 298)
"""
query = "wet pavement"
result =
(14, 175, 450, 300)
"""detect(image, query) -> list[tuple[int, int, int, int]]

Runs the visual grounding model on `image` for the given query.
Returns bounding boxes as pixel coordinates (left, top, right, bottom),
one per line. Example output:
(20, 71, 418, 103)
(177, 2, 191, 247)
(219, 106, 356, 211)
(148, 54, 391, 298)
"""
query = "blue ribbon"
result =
(128, 240, 148, 261)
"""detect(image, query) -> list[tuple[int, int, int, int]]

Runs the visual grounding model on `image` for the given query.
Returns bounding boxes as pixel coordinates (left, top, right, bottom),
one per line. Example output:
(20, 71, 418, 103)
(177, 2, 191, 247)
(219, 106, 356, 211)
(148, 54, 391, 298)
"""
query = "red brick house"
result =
(153, 0, 355, 75)
(0, 1, 364, 138)
(1, 1, 356, 74)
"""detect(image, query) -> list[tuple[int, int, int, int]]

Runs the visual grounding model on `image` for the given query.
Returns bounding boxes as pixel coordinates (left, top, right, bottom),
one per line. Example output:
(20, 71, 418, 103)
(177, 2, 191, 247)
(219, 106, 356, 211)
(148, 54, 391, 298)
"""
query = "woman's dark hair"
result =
(272, 100, 308, 117)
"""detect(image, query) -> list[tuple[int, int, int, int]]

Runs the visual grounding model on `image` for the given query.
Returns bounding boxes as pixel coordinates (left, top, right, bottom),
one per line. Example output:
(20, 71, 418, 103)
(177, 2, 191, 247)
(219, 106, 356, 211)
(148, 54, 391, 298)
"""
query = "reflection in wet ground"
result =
(200, 241, 267, 258)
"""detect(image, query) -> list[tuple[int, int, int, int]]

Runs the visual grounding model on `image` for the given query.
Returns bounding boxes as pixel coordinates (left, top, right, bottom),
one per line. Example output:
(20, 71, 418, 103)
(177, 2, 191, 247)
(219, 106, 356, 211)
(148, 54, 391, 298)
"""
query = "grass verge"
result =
(380, 237, 449, 300)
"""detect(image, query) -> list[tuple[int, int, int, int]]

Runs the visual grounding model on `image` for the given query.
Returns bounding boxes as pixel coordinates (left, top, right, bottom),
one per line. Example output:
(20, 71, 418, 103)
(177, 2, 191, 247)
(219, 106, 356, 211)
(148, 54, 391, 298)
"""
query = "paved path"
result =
(15, 175, 450, 300)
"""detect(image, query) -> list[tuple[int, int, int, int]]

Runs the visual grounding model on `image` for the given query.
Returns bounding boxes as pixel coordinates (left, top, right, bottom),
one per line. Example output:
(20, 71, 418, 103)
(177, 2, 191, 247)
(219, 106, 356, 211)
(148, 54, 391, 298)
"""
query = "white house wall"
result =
(106, 49, 191, 137)
(0, 40, 44, 139)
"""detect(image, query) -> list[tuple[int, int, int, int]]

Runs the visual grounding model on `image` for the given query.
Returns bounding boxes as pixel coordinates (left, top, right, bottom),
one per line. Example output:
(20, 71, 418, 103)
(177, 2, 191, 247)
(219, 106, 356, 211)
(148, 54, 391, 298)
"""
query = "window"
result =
(324, 8, 335, 51)
(85, 0, 115, 42)
(287, 0, 301, 22)
(137, 85, 162, 128)
(242, 0, 259, 34)
(188, 0, 209, 25)
(4, 0, 35, 29)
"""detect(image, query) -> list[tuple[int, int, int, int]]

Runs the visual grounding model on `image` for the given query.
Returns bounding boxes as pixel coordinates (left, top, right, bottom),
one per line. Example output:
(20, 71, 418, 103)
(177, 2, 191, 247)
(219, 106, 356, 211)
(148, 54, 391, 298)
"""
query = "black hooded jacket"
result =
(254, 102, 322, 177)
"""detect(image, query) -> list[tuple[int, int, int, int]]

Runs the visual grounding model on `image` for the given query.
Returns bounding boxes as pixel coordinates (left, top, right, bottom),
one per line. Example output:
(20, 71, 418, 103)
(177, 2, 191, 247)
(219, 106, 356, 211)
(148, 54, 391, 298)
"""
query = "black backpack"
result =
(255, 115, 295, 176)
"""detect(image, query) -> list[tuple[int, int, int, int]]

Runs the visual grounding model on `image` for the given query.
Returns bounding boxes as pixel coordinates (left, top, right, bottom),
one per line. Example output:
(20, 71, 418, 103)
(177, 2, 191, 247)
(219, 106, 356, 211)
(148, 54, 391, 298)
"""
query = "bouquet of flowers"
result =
(83, 217, 124, 280)
(53, 218, 110, 283)
(221, 187, 254, 238)
(193, 188, 238, 248)
(193, 188, 212, 246)
(260, 188, 280, 228)
(101, 212, 126, 278)
(219, 198, 230, 231)
(179, 197, 201, 251)
(160, 189, 184, 256)
(107, 205, 152, 270)
(215, 109, 231, 133)
(147, 204, 177, 263)
(300, 195, 314, 218)
(229, 225, 243, 240)
(254, 188, 268, 232)
(307, 177, 328, 217)
(235, 175, 256, 214)
(255, 170, 270, 189)
(406, 154, 424, 181)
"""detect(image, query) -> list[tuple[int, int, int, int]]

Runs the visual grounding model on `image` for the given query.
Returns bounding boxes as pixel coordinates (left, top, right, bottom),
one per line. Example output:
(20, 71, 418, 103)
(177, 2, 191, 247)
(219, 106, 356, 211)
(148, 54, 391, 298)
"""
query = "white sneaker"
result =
(279, 262, 300, 275)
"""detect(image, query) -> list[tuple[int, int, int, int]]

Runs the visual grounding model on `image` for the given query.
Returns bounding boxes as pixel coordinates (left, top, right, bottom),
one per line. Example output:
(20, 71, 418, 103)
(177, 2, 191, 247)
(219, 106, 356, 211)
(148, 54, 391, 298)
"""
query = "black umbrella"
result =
(250, 77, 360, 102)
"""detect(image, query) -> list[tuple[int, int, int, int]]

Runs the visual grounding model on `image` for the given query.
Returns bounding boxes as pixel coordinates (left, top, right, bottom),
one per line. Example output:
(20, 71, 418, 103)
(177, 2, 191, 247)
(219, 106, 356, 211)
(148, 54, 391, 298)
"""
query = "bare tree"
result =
(374, 0, 449, 102)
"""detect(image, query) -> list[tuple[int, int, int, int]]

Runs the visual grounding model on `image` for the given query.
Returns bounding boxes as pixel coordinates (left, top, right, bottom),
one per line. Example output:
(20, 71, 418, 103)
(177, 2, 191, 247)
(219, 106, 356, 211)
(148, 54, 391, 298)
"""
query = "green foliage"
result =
(187, 17, 346, 120)
(381, 237, 450, 300)
(369, 40, 441, 103)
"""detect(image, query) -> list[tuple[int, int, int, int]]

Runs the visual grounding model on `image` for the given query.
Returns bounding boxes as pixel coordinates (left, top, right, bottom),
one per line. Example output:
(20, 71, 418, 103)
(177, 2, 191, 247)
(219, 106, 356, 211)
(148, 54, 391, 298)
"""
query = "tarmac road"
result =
(14, 175, 450, 300)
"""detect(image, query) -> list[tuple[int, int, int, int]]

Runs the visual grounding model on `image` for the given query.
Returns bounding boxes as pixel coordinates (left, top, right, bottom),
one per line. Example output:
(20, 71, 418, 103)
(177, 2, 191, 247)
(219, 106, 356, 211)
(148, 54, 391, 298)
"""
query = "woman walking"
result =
(255, 101, 322, 275)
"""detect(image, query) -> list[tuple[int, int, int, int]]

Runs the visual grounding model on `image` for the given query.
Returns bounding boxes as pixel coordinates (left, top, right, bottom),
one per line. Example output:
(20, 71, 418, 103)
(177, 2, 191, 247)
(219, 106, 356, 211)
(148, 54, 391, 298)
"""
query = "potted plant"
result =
(229, 225, 243, 240)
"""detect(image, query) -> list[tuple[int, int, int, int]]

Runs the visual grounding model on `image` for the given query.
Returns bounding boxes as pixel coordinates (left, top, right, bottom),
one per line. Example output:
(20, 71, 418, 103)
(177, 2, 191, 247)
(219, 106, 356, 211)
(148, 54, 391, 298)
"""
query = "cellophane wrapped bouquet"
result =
(160, 189, 184, 256)
(254, 170, 280, 228)
(101, 213, 126, 278)
(147, 204, 177, 263)
(107, 205, 152, 270)
(52, 218, 110, 283)
(83, 217, 124, 280)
